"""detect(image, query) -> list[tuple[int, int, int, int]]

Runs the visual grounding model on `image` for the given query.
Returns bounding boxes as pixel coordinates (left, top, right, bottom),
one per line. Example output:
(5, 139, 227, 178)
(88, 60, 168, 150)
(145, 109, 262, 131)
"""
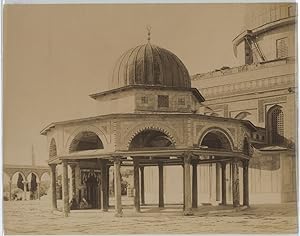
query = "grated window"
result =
(158, 95, 169, 108)
(141, 96, 148, 104)
(270, 107, 284, 144)
(276, 37, 288, 58)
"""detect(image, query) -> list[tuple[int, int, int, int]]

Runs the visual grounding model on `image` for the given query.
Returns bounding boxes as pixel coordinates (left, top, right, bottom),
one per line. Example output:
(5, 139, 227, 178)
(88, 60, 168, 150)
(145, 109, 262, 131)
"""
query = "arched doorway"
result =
(81, 171, 101, 209)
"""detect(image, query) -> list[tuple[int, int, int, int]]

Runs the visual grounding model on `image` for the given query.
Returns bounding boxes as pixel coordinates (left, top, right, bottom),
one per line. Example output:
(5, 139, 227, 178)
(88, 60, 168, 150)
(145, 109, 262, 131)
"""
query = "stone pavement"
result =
(3, 199, 298, 234)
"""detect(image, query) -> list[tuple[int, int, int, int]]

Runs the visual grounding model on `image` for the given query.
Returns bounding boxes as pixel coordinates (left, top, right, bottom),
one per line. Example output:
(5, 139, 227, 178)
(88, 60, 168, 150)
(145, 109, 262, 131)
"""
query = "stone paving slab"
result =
(3, 200, 298, 234)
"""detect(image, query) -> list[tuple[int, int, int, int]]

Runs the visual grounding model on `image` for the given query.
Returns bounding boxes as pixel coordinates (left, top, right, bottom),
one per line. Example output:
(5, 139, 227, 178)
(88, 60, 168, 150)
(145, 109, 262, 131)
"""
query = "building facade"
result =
(192, 3, 297, 204)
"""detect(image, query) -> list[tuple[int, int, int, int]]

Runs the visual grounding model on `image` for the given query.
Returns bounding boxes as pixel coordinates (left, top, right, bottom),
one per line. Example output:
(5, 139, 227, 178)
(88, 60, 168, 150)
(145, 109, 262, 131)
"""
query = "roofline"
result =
(40, 112, 256, 135)
(232, 16, 296, 57)
(89, 85, 205, 102)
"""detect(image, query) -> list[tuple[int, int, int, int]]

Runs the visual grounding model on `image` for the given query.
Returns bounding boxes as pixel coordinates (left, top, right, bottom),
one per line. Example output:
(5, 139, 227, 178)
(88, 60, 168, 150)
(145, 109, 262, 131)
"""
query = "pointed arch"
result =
(49, 138, 57, 159)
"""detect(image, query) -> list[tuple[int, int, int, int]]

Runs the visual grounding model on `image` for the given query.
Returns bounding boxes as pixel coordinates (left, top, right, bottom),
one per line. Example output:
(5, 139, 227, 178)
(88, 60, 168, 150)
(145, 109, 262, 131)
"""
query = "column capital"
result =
(49, 164, 57, 171)
(243, 159, 250, 166)
(183, 152, 193, 164)
(112, 156, 122, 164)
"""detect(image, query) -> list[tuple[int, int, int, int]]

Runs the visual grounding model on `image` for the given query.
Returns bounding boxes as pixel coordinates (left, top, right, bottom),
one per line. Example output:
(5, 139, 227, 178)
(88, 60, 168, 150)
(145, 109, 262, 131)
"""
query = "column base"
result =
(114, 211, 123, 217)
(183, 209, 194, 216)
(63, 212, 69, 217)
(102, 208, 108, 212)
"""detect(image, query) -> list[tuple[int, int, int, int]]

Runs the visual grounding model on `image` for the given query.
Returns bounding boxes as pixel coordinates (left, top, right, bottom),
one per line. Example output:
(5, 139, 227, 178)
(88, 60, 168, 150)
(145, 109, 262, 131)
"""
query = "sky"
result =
(3, 3, 247, 166)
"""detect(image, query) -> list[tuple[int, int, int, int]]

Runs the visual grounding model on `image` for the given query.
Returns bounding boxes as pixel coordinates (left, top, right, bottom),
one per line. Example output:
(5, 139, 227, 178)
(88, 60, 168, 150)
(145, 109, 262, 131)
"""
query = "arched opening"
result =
(200, 130, 232, 151)
(69, 131, 104, 153)
(49, 138, 57, 159)
(11, 172, 27, 200)
(40, 172, 51, 200)
(27, 173, 39, 200)
(80, 171, 101, 209)
(3, 173, 11, 201)
(267, 105, 284, 145)
(129, 129, 174, 150)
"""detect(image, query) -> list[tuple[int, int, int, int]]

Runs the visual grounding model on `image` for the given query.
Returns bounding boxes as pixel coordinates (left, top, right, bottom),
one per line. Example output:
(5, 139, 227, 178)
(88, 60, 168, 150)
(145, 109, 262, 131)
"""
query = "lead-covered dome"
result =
(111, 43, 191, 89)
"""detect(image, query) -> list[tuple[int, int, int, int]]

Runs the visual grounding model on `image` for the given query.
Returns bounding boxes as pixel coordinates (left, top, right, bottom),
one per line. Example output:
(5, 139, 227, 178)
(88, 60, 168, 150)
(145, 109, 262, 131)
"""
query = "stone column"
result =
(70, 164, 76, 198)
(243, 159, 249, 206)
(140, 166, 145, 205)
(8, 180, 12, 201)
(23, 181, 27, 201)
(50, 164, 57, 210)
(107, 165, 110, 207)
(216, 163, 221, 202)
(133, 159, 140, 212)
(114, 157, 123, 217)
(62, 161, 70, 217)
(221, 162, 227, 205)
(182, 164, 185, 209)
(101, 160, 108, 211)
(232, 158, 240, 208)
(37, 182, 41, 200)
(183, 153, 193, 216)
(192, 161, 198, 208)
(158, 162, 164, 208)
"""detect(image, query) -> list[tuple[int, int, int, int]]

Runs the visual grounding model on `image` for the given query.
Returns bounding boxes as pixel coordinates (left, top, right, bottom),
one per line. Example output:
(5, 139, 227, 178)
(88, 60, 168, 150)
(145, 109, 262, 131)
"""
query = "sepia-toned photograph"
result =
(2, 2, 298, 234)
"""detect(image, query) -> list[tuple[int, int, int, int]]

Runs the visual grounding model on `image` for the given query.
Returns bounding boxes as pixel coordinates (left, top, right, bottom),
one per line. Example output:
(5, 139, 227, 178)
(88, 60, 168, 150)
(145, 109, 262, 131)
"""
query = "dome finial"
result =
(146, 25, 152, 43)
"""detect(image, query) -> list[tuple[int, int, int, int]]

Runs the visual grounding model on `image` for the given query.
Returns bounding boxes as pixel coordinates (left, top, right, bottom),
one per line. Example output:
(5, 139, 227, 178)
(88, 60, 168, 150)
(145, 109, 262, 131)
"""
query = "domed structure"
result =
(111, 42, 191, 89)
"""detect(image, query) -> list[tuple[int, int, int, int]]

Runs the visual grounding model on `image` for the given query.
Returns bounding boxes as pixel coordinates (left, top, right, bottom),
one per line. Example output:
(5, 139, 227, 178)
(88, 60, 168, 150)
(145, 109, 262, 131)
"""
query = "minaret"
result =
(31, 144, 36, 167)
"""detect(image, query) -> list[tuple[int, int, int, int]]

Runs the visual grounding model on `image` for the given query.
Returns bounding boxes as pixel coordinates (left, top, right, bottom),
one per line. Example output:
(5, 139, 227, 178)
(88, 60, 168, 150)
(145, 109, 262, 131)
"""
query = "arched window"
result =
(49, 138, 57, 159)
(267, 105, 284, 145)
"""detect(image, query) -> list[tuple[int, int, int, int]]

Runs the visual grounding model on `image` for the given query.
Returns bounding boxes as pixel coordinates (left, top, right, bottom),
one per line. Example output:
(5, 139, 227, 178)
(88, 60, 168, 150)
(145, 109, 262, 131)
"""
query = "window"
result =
(288, 5, 295, 17)
(178, 97, 185, 105)
(276, 38, 288, 58)
(158, 95, 169, 108)
(267, 105, 284, 145)
(141, 96, 148, 104)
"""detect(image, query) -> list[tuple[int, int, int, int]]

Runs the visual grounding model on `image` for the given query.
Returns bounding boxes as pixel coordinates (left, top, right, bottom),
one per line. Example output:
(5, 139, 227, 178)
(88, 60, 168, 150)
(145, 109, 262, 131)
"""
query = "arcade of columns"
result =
(49, 152, 250, 217)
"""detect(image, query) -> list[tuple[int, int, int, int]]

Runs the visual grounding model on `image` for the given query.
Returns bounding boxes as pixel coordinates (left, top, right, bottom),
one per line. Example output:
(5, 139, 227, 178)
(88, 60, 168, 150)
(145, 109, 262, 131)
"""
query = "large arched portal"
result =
(69, 131, 104, 153)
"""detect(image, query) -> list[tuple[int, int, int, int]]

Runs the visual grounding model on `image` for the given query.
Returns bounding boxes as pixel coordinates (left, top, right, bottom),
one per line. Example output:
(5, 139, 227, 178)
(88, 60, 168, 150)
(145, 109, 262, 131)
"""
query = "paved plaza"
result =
(3, 198, 298, 234)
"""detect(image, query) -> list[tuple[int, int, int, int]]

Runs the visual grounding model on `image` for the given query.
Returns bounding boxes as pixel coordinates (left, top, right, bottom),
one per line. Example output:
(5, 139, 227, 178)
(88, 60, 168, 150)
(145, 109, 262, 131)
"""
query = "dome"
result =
(111, 42, 191, 89)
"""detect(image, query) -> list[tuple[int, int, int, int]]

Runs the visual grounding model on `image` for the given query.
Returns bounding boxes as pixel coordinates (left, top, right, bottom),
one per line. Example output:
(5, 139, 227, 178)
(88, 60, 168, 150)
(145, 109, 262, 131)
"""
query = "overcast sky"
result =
(3, 3, 246, 166)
